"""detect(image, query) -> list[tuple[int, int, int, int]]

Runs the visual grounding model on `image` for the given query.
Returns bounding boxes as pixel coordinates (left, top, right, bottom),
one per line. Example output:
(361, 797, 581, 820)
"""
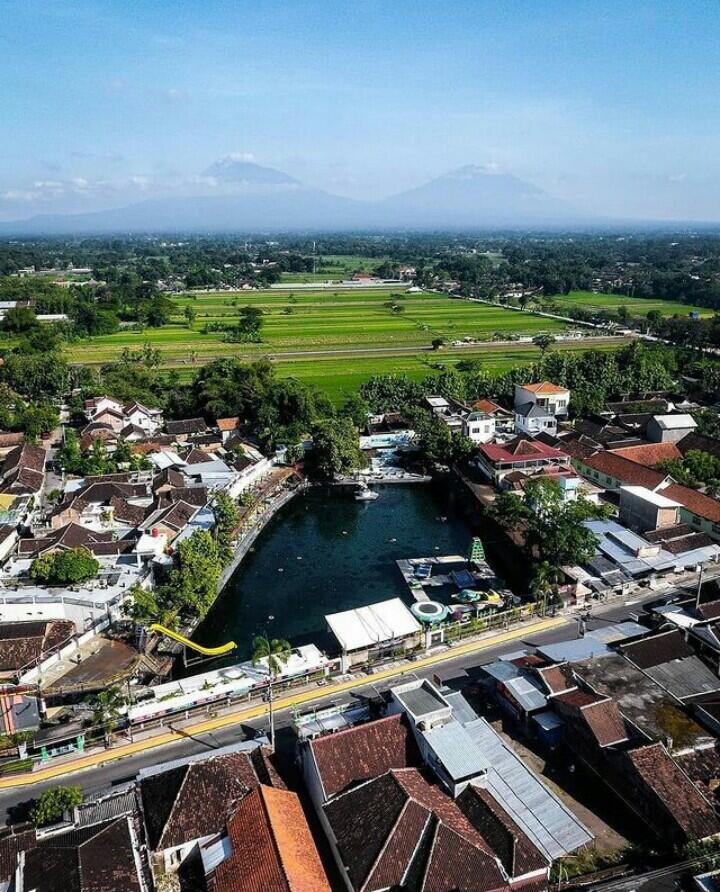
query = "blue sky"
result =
(2, 0, 720, 221)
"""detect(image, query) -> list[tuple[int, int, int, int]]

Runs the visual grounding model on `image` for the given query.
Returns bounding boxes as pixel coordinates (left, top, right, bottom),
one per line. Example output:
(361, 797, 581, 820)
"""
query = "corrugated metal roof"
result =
(77, 789, 136, 827)
(502, 676, 547, 712)
(462, 718, 593, 859)
(444, 691, 481, 726)
(646, 657, 720, 701)
(586, 621, 648, 644)
(481, 660, 522, 682)
(423, 721, 490, 781)
(537, 638, 612, 664)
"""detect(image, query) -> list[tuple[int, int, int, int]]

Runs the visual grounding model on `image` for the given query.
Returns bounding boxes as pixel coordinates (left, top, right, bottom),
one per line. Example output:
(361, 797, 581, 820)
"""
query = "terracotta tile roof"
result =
(578, 451, 667, 489)
(471, 399, 510, 416)
(308, 713, 420, 800)
(0, 620, 74, 672)
(520, 382, 569, 395)
(553, 688, 603, 709)
(140, 747, 280, 851)
(185, 447, 210, 464)
(23, 817, 142, 892)
(18, 522, 115, 557)
(620, 630, 694, 669)
(580, 700, 628, 747)
(323, 769, 514, 892)
(0, 432, 25, 449)
(457, 786, 548, 878)
(216, 416, 241, 432)
(609, 442, 682, 467)
(109, 496, 148, 528)
(535, 663, 577, 696)
(0, 824, 35, 884)
(1, 443, 46, 494)
(661, 482, 720, 524)
(209, 786, 331, 892)
(624, 743, 720, 842)
(480, 437, 569, 466)
(152, 467, 186, 491)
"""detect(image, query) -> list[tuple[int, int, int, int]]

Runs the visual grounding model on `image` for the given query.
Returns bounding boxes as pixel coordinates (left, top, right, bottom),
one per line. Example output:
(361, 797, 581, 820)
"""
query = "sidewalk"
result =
(0, 615, 565, 789)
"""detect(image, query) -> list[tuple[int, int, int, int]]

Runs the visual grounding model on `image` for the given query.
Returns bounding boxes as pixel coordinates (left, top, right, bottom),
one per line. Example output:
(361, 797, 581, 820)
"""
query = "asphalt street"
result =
(0, 592, 657, 824)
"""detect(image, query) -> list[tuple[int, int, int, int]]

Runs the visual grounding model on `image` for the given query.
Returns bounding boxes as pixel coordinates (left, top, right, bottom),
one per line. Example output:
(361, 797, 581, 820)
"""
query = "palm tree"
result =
(251, 634, 291, 752)
(532, 561, 561, 617)
(88, 686, 126, 747)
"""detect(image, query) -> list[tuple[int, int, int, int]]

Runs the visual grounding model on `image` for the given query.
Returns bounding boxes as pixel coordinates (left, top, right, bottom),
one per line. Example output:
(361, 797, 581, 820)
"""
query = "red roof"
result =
(519, 382, 569, 395)
(609, 442, 682, 467)
(480, 437, 569, 466)
(210, 786, 331, 892)
(309, 713, 418, 799)
(471, 399, 509, 416)
(579, 451, 668, 489)
(661, 482, 720, 524)
(216, 417, 241, 432)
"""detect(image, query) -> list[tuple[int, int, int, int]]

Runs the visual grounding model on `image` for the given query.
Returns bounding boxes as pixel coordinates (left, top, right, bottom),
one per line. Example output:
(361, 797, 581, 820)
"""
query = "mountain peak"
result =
(203, 157, 300, 187)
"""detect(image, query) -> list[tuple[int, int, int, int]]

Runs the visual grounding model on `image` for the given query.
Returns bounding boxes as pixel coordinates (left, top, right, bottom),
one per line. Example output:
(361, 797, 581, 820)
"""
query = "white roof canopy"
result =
(326, 597, 421, 652)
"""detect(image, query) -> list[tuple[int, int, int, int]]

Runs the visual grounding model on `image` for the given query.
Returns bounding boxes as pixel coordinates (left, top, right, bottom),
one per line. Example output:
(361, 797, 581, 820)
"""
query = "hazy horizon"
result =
(3, 0, 720, 225)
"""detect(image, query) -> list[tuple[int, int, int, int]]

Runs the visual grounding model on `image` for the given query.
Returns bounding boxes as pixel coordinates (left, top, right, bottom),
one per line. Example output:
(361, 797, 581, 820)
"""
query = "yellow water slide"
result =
(149, 624, 237, 656)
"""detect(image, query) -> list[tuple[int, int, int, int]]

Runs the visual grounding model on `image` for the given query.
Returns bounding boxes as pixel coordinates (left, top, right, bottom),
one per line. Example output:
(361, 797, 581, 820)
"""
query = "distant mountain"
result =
(202, 157, 301, 187)
(0, 161, 589, 234)
(379, 165, 580, 227)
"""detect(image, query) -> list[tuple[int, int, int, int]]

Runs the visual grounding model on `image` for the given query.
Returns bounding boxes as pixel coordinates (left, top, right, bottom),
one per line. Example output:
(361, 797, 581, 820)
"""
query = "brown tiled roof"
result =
(675, 742, 720, 800)
(580, 700, 628, 747)
(23, 817, 142, 892)
(610, 442, 682, 467)
(697, 599, 720, 621)
(471, 399, 510, 416)
(152, 467, 185, 491)
(457, 786, 548, 878)
(308, 713, 419, 800)
(109, 496, 148, 528)
(185, 447, 210, 464)
(0, 432, 25, 449)
(0, 824, 35, 883)
(624, 743, 720, 841)
(2, 443, 46, 476)
(678, 432, 720, 461)
(521, 382, 568, 395)
(621, 630, 695, 669)
(18, 522, 115, 557)
(140, 747, 279, 851)
(154, 499, 197, 531)
(579, 451, 667, 489)
(644, 523, 695, 542)
(209, 786, 331, 892)
(535, 663, 577, 696)
(553, 688, 603, 709)
(164, 486, 208, 507)
(0, 620, 74, 672)
(662, 482, 720, 524)
(323, 769, 512, 892)
(216, 416, 241, 432)
(561, 439, 597, 461)
(165, 417, 208, 436)
(662, 532, 715, 554)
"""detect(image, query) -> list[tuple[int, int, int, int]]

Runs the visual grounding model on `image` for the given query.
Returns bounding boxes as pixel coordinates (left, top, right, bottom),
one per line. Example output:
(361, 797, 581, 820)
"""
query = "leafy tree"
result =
(412, 412, 474, 469)
(1, 306, 39, 333)
(359, 374, 424, 413)
(237, 305, 264, 335)
(184, 306, 196, 328)
(340, 393, 370, 428)
(532, 333, 556, 356)
(159, 530, 223, 622)
(123, 582, 178, 629)
(32, 786, 83, 826)
(30, 547, 100, 586)
(306, 417, 361, 480)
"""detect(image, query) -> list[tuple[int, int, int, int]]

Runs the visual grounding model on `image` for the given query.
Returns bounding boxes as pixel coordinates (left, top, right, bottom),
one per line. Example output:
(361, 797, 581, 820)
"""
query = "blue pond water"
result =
(192, 484, 474, 660)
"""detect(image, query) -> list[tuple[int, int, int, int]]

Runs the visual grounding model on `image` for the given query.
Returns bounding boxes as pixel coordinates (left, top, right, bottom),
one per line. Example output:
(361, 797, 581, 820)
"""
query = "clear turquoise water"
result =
(192, 484, 474, 660)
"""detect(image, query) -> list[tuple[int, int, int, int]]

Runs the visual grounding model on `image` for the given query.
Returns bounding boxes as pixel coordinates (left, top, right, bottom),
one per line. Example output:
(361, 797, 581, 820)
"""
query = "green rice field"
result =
(277, 253, 387, 283)
(547, 290, 713, 318)
(75, 287, 567, 365)
(65, 285, 635, 402)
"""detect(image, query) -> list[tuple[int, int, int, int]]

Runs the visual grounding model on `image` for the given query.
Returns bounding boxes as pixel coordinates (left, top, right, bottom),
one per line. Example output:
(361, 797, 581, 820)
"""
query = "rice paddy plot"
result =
(548, 290, 713, 318)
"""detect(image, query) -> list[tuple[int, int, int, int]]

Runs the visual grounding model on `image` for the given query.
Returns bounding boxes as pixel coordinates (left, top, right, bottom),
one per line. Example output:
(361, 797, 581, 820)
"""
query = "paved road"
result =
(0, 593, 656, 823)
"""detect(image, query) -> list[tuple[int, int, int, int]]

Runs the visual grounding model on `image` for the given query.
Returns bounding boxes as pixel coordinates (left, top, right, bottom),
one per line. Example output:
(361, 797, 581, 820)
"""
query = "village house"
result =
(474, 437, 571, 486)
(513, 382, 570, 419)
(646, 413, 698, 444)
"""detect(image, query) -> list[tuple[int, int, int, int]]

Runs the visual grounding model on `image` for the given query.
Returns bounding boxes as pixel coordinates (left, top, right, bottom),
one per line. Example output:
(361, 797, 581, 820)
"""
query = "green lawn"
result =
(547, 290, 713, 318)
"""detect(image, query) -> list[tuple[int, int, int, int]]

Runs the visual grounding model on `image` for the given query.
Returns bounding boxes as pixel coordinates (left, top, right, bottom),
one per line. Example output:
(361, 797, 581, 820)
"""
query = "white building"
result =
(325, 597, 422, 671)
(462, 411, 496, 444)
(514, 382, 570, 417)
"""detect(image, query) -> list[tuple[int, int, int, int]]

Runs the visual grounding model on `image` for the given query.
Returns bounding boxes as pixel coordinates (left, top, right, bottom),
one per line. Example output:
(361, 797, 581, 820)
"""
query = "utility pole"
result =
(695, 564, 705, 612)
(268, 677, 275, 753)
